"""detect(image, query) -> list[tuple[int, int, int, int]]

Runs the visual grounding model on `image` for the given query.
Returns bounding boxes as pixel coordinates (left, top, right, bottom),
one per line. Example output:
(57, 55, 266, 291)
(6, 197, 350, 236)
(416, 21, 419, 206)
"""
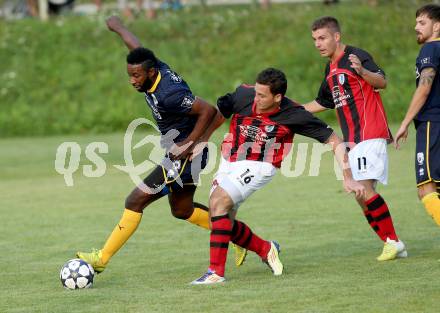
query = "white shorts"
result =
(210, 158, 277, 210)
(348, 138, 388, 185)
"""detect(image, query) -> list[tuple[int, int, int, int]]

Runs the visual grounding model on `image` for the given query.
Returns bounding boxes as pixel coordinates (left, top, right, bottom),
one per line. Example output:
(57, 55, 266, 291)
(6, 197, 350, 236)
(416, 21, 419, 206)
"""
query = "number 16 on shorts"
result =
(238, 168, 254, 186)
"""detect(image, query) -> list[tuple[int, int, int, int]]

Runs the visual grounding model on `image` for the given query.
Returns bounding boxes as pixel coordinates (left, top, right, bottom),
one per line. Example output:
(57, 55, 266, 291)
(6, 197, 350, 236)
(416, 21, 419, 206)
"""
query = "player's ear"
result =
(334, 31, 341, 43)
(274, 94, 283, 103)
(433, 21, 440, 37)
(146, 67, 156, 78)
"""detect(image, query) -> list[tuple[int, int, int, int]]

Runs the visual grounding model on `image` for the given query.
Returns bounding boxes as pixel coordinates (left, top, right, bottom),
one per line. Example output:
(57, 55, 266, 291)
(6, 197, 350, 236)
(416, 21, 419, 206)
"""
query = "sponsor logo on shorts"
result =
(419, 168, 425, 177)
(167, 160, 182, 178)
(417, 152, 424, 165)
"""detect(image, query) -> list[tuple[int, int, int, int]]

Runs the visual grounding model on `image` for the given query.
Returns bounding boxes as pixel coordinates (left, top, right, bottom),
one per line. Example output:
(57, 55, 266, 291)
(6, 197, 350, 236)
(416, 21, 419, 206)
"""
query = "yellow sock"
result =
(422, 192, 440, 225)
(186, 207, 210, 230)
(101, 209, 142, 264)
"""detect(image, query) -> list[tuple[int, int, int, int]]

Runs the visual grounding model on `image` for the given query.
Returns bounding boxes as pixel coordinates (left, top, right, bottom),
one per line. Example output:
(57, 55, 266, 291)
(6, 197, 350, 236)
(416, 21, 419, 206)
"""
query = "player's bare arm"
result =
(348, 54, 387, 89)
(199, 108, 226, 143)
(106, 16, 142, 51)
(169, 97, 216, 160)
(303, 100, 328, 113)
(325, 132, 366, 199)
(394, 67, 436, 149)
(189, 108, 225, 160)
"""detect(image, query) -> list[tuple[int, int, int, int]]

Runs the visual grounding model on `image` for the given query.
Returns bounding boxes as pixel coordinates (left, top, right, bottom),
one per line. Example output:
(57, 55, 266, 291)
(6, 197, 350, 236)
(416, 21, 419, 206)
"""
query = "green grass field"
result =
(1, 124, 439, 313)
(0, 1, 428, 136)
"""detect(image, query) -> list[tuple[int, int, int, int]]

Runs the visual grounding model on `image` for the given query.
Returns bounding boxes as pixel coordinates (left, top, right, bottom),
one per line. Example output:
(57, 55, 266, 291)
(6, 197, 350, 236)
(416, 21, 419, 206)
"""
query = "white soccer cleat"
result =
(263, 241, 283, 276)
(190, 270, 225, 285)
(377, 238, 407, 261)
(397, 240, 408, 258)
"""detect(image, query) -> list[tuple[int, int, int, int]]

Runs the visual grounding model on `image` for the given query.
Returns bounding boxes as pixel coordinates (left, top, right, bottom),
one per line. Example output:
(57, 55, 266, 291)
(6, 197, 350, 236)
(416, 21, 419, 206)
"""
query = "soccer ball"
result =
(60, 259, 94, 290)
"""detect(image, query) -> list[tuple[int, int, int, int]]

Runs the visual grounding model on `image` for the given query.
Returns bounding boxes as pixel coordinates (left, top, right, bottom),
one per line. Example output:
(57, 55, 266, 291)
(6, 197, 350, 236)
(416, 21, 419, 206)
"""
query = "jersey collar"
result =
(252, 100, 281, 117)
(331, 45, 347, 65)
(148, 71, 162, 93)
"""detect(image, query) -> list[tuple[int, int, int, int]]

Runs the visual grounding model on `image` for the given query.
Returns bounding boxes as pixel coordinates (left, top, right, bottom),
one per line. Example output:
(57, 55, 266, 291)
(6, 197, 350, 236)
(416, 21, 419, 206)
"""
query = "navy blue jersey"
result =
(144, 61, 197, 147)
(415, 40, 440, 121)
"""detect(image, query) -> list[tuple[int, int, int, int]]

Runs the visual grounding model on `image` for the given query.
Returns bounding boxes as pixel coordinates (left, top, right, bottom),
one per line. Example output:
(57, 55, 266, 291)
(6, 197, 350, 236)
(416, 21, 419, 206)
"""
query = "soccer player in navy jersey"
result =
(395, 4, 440, 226)
(303, 16, 407, 261)
(76, 16, 247, 273)
(191, 68, 365, 285)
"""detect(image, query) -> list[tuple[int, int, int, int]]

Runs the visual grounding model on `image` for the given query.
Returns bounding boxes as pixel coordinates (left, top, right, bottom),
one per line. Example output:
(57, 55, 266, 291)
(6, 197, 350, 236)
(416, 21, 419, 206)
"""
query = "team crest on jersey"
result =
(338, 74, 345, 85)
(265, 125, 275, 133)
(417, 152, 424, 165)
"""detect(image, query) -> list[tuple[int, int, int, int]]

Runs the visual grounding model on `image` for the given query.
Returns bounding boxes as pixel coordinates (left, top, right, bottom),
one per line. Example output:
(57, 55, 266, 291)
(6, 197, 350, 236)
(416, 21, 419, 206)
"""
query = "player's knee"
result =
(417, 189, 424, 200)
(125, 192, 146, 213)
(170, 206, 192, 220)
(417, 183, 436, 200)
(209, 194, 229, 217)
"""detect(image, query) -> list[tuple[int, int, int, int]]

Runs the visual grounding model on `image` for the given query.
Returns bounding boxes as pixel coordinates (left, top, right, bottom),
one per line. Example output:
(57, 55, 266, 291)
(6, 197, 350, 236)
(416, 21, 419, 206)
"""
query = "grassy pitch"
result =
(1, 126, 439, 313)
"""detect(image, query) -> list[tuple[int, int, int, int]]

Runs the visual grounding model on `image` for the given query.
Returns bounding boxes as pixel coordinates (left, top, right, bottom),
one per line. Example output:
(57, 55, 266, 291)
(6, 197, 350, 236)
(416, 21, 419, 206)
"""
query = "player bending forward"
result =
(191, 68, 365, 285)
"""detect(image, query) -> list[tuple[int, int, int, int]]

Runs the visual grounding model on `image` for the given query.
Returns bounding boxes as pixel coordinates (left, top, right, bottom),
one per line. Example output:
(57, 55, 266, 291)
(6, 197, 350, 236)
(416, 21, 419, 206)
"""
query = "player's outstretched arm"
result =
(303, 100, 328, 113)
(190, 108, 225, 161)
(325, 132, 366, 199)
(394, 67, 436, 149)
(199, 108, 226, 143)
(106, 16, 142, 51)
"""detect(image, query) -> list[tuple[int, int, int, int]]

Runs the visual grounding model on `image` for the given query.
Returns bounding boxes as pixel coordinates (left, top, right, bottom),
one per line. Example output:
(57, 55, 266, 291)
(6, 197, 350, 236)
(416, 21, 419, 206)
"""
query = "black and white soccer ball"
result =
(60, 259, 94, 290)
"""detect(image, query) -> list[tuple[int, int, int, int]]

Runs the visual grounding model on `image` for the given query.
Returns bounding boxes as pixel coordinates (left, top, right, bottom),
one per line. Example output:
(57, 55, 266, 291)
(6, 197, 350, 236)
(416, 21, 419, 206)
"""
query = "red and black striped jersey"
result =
(315, 46, 391, 144)
(217, 85, 333, 168)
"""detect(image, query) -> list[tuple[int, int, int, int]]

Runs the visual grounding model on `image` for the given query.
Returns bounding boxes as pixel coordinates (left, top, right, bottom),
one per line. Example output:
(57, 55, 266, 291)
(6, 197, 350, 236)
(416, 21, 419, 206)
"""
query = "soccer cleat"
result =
(233, 244, 248, 267)
(190, 269, 225, 285)
(377, 238, 407, 261)
(76, 249, 106, 273)
(263, 241, 283, 276)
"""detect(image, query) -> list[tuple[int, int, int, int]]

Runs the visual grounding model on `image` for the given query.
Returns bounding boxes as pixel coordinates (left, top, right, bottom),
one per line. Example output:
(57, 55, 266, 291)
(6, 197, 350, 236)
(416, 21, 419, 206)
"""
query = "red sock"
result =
(366, 194, 398, 241)
(209, 215, 232, 277)
(231, 220, 270, 259)
(362, 209, 384, 240)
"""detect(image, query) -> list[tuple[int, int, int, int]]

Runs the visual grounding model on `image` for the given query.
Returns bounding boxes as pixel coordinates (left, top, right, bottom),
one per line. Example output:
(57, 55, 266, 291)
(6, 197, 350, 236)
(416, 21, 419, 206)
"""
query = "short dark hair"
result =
(126, 47, 158, 70)
(311, 16, 341, 33)
(256, 68, 287, 96)
(416, 4, 440, 22)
